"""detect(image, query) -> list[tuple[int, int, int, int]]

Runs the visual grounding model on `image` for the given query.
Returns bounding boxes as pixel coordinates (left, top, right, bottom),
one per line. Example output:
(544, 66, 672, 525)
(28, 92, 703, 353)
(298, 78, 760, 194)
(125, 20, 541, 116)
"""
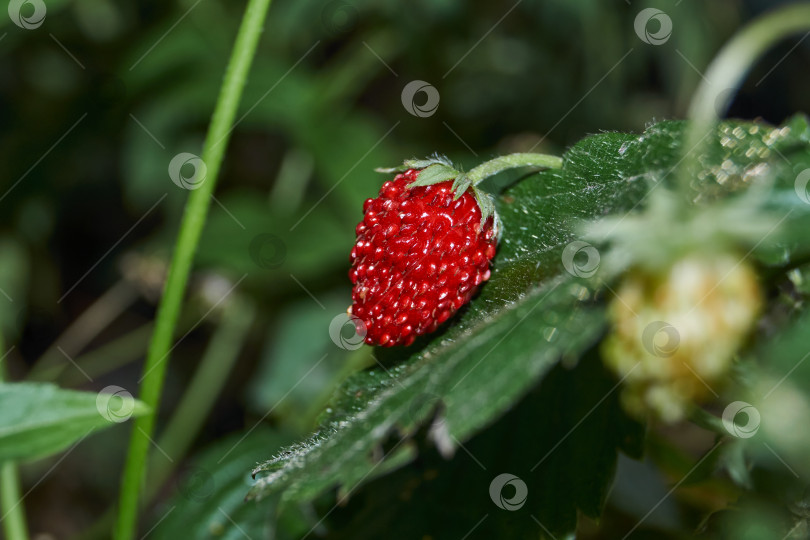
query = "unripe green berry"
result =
(602, 252, 762, 422)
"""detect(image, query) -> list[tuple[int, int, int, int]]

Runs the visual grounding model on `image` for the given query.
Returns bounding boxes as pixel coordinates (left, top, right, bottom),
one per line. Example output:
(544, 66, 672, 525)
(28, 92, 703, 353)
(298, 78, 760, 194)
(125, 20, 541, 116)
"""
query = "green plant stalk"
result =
(466, 153, 563, 186)
(0, 462, 27, 540)
(146, 299, 255, 498)
(74, 301, 255, 540)
(682, 4, 810, 191)
(0, 334, 30, 540)
(113, 0, 273, 537)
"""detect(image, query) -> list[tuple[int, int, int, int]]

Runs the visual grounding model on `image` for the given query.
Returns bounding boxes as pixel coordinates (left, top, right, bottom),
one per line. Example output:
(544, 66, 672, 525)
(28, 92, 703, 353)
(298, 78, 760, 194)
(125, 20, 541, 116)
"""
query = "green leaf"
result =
(323, 353, 643, 540)
(148, 428, 305, 540)
(246, 116, 810, 525)
(250, 279, 606, 501)
(248, 127, 652, 505)
(451, 174, 473, 199)
(375, 154, 454, 174)
(0, 382, 149, 463)
(405, 163, 459, 188)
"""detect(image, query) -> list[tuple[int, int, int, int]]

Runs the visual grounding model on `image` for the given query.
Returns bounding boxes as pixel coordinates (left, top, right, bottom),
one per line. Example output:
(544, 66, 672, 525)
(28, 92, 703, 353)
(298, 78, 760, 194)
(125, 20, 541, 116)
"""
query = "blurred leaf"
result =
(194, 192, 351, 284)
(123, 49, 396, 216)
(149, 428, 306, 540)
(122, 2, 233, 93)
(698, 479, 804, 539)
(750, 310, 810, 478)
(0, 382, 148, 463)
(247, 291, 357, 431)
(719, 439, 753, 489)
(0, 235, 29, 339)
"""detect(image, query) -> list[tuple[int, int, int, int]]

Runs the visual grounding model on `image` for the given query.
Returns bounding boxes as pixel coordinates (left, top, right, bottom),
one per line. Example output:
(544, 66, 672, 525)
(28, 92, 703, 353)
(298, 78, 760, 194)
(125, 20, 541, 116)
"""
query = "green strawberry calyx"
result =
(375, 152, 564, 235)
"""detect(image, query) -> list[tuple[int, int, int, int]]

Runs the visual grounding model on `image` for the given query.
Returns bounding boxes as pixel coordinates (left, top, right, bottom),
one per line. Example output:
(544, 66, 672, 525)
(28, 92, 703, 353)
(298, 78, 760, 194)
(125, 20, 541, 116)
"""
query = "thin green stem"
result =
(681, 4, 810, 191)
(0, 334, 30, 540)
(28, 280, 137, 380)
(30, 323, 153, 384)
(0, 463, 28, 540)
(269, 148, 314, 214)
(466, 153, 563, 186)
(32, 313, 195, 386)
(146, 299, 255, 498)
(57, 324, 153, 386)
(75, 301, 255, 540)
(113, 0, 273, 537)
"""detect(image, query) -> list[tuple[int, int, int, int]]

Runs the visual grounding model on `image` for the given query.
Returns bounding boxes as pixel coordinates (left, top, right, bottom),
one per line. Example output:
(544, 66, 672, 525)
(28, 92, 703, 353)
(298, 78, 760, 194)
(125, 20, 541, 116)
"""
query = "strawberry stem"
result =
(465, 153, 563, 187)
(681, 3, 810, 193)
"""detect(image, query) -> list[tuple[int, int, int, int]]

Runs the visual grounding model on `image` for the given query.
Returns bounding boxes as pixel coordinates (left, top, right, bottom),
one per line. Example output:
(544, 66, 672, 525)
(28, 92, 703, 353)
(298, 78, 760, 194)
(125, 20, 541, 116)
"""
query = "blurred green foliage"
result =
(2, 0, 810, 539)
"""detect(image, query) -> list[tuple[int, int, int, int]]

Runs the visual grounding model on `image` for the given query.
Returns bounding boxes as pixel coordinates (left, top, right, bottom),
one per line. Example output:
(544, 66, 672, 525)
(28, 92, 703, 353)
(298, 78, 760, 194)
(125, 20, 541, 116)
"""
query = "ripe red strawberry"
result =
(349, 168, 497, 347)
